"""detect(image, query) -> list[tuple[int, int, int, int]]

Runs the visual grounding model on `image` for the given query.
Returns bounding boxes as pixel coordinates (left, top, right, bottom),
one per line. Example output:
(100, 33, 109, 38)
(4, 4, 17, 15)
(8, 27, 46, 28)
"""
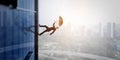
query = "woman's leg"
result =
(39, 30, 47, 36)
(39, 24, 48, 29)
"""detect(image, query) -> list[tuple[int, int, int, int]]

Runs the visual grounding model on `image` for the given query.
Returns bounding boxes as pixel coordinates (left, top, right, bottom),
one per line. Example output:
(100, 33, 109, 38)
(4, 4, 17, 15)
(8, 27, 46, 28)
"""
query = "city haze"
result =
(39, 0, 120, 60)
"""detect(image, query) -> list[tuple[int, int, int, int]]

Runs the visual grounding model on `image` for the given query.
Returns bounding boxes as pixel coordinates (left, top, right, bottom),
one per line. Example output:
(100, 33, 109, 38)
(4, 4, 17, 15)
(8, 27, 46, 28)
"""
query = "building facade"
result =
(0, 0, 35, 60)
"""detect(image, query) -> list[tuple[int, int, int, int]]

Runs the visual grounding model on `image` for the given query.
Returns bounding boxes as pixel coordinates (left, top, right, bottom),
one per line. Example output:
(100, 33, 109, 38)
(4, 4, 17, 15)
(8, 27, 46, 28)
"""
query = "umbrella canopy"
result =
(59, 16, 63, 27)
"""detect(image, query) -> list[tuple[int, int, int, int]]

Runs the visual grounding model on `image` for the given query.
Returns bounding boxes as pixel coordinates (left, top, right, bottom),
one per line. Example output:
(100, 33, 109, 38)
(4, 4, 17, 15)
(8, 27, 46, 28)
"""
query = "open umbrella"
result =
(58, 16, 63, 27)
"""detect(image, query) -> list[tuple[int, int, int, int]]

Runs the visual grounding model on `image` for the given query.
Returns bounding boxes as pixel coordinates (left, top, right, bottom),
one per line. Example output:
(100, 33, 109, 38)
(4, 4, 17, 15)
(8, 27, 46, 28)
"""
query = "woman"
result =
(39, 22, 59, 35)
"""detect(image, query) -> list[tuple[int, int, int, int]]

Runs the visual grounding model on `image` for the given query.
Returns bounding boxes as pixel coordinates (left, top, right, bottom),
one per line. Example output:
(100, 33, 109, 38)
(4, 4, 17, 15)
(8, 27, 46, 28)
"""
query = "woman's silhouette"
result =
(25, 16, 63, 36)
(39, 22, 59, 35)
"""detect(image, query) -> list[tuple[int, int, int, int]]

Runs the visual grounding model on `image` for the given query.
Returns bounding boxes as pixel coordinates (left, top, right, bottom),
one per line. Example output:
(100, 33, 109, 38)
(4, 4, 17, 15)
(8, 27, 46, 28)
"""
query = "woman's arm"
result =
(53, 22, 56, 27)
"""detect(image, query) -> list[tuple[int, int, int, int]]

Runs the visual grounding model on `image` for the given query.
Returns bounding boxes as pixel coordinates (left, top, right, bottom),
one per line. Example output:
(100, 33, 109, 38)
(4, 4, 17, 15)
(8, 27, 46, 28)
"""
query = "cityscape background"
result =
(39, 0, 120, 60)
(39, 22, 120, 60)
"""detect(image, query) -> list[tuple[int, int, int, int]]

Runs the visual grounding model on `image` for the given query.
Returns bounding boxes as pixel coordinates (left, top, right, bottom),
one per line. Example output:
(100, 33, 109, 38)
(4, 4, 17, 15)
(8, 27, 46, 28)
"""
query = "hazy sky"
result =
(38, 0, 120, 33)
(38, 1, 120, 59)
(39, 0, 120, 25)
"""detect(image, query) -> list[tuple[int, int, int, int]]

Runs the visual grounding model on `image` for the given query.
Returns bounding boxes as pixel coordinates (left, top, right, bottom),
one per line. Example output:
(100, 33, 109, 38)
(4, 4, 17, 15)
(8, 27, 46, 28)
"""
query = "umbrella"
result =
(59, 16, 63, 27)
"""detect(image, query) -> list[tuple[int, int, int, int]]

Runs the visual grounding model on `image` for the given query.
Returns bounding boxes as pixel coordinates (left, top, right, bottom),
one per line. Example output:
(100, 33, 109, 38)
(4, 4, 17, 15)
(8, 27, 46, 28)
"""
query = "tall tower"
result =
(0, 0, 35, 60)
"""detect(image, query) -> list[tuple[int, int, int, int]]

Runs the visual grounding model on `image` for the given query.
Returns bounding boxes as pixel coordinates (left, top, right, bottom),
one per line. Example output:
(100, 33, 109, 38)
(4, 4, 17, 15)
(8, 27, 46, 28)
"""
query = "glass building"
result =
(0, 0, 36, 60)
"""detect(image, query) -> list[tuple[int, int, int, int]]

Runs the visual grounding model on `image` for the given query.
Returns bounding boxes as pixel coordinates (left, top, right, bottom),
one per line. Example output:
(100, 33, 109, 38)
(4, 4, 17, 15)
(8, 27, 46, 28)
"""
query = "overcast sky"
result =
(38, 1, 120, 59)
(38, 0, 120, 34)
(39, 0, 120, 26)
